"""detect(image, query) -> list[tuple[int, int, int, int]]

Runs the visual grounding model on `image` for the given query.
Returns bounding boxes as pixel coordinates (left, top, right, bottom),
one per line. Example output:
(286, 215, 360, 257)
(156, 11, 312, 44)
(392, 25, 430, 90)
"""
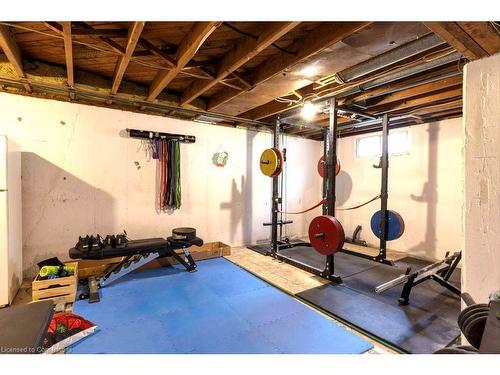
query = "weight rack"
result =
(265, 97, 394, 282)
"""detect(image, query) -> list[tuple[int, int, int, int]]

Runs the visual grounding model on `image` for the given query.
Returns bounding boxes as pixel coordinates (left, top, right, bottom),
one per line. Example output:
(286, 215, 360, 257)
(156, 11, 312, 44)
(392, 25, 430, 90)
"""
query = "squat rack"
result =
(266, 97, 394, 282)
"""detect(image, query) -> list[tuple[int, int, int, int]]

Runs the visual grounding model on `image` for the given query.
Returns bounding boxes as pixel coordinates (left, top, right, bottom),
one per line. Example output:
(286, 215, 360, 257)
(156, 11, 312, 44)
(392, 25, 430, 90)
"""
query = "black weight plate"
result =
(455, 345, 479, 353)
(463, 314, 488, 349)
(461, 310, 489, 333)
(435, 347, 477, 354)
(172, 227, 196, 240)
(458, 304, 488, 329)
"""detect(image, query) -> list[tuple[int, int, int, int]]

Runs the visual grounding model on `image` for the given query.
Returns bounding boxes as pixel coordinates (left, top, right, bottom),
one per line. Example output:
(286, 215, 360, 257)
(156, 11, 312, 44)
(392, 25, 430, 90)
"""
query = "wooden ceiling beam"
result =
(59, 22, 74, 88)
(365, 75, 462, 106)
(231, 71, 252, 89)
(179, 22, 300, 106)
(370, 86, 463, 114)
(43, 22, 64, 36)
(147, 22, 220, 102)
(240, 83, 315, 120)
(456, 22, 500, 55)
(72, 28, 128, 37)
(136, 37, 176, 67)
(0, 25, 31, 92)
(343, 64, 461, 104)
(424, 22, 489, 61)
(110, 22, 145, 95)
(73, 22, 125, 55)
(207, 22, 371, 110)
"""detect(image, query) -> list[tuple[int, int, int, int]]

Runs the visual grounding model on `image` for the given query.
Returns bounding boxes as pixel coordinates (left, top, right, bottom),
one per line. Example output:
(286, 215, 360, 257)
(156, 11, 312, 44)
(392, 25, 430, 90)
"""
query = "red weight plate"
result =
(271, 148, 283, 177)
(317, 156, 340, 178)
(317, 156, 325, 177)
(308, 215, 345, 255)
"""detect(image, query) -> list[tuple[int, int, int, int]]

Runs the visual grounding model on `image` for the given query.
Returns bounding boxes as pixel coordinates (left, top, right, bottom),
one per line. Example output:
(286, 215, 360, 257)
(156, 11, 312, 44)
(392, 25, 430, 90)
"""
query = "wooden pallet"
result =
(32, 262, 78, 304)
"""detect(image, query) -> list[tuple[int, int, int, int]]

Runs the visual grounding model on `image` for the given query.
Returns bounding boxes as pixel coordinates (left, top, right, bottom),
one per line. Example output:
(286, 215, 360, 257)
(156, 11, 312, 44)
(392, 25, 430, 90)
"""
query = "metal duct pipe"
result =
(338, 33, 446, 82)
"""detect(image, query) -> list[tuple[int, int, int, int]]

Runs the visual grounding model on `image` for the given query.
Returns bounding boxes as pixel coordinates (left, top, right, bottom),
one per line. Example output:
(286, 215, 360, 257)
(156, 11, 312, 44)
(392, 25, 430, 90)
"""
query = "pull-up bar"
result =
(127, 128, 196, 143)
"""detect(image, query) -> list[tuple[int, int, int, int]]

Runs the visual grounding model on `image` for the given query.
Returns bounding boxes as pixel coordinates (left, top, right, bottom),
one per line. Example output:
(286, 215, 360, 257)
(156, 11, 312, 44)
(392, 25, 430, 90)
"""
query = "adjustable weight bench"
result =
(69, 227, 203, 303)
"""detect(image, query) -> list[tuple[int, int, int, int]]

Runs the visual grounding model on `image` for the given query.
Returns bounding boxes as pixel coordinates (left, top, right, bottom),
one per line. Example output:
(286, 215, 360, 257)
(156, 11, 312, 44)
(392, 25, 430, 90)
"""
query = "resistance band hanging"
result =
(127, 128, 194, 211)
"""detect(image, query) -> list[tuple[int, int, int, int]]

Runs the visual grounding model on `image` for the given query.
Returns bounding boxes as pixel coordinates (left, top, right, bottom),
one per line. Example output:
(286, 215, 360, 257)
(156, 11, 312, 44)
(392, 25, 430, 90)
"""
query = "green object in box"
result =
(39, 265, 75, 278)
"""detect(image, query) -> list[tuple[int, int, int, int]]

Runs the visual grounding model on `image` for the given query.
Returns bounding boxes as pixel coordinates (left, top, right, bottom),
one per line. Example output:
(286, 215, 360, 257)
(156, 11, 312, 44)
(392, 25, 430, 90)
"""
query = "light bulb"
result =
(301, 101, 317, 120)
(301, 64, 319, 78)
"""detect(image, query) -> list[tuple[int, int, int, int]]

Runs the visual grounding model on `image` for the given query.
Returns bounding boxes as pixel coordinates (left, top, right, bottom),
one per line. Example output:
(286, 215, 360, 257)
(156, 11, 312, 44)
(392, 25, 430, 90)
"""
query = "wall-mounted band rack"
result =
(127, 128, 196, 143)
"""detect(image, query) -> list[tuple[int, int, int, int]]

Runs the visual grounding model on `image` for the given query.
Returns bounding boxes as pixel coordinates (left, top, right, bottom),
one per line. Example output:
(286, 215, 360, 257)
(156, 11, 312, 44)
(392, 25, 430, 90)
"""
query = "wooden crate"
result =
(32, 262, 78, 304)
(140, 241, 231, 270)
(77, 257, 124, 279)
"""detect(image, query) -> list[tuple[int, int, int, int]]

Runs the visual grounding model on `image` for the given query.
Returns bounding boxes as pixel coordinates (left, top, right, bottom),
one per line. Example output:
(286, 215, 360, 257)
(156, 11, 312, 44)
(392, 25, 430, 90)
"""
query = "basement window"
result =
(356, 130, 410, 157)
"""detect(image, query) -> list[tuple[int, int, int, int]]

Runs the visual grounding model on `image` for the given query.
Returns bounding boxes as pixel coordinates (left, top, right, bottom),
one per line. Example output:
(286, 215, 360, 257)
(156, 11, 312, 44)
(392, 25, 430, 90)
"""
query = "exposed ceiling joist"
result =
(111, 22, 146, 95)
(456, 22, 500, 55)
(147, 22, 220, 102)
(73, 22, 126, 55)
(206, 22, 371, 110)
(137, 37, 176, 67)
(240, 83, 315, 120)
(371, 86, 462, 114)
(43, 22, 64, 36)
(365, 75, 462, 106)
(0, 25, 31, 92)
(344, 64, 461, 104)
(72, 28, 128, 37)
(60, 22, 74, 88)
(424, 22, 489, 60)
(179, 22, 300, 106)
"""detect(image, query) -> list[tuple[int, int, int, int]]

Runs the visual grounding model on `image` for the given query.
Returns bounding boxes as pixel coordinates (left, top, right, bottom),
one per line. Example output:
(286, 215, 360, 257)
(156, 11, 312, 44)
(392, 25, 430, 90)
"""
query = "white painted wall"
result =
(462, 54, 500, 303)
(0, 92, 322, 277)
(335, 117, 463, 261)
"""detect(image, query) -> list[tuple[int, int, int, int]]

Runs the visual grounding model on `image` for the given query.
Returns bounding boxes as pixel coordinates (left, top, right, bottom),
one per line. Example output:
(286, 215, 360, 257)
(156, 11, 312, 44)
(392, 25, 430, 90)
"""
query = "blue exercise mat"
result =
(69, 257, 372, 354)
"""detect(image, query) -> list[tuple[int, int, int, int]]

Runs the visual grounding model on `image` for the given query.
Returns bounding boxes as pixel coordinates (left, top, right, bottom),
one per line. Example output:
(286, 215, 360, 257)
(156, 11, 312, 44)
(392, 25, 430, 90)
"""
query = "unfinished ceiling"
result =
(0, 21, 499, 139)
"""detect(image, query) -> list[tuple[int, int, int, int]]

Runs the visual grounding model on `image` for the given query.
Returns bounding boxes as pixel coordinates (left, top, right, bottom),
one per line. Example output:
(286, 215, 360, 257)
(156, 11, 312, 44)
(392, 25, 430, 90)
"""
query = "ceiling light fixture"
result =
(301, 64, 319, 79)
(301, 101, 318, 121)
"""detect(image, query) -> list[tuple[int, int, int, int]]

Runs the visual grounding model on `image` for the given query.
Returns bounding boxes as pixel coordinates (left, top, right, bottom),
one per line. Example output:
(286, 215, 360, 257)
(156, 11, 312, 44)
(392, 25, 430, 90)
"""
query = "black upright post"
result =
(322, 127, 329, 215)
(379, 114, 389, 259)
(271, 118, 280, 256)
(322, 98, 340, 282)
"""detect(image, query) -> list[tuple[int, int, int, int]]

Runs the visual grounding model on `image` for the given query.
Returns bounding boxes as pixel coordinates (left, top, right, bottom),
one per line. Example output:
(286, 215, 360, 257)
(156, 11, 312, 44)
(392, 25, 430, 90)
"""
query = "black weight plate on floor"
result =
(455, 345, 479, 352)
(458, 304, 488, 330)
(461, 310, 489, 332)
(435, 346, 477, 354)
(463, 314, 488, 349)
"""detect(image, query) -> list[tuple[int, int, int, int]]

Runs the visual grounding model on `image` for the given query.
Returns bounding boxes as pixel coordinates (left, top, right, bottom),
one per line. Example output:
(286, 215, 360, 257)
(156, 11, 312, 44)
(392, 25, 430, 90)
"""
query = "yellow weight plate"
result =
(260, 148, 281, 177)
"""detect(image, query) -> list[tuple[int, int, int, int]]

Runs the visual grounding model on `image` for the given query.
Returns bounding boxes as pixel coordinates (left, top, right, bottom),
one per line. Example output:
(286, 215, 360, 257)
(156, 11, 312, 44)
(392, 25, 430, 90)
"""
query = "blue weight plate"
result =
(370, 210, 405, 241)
